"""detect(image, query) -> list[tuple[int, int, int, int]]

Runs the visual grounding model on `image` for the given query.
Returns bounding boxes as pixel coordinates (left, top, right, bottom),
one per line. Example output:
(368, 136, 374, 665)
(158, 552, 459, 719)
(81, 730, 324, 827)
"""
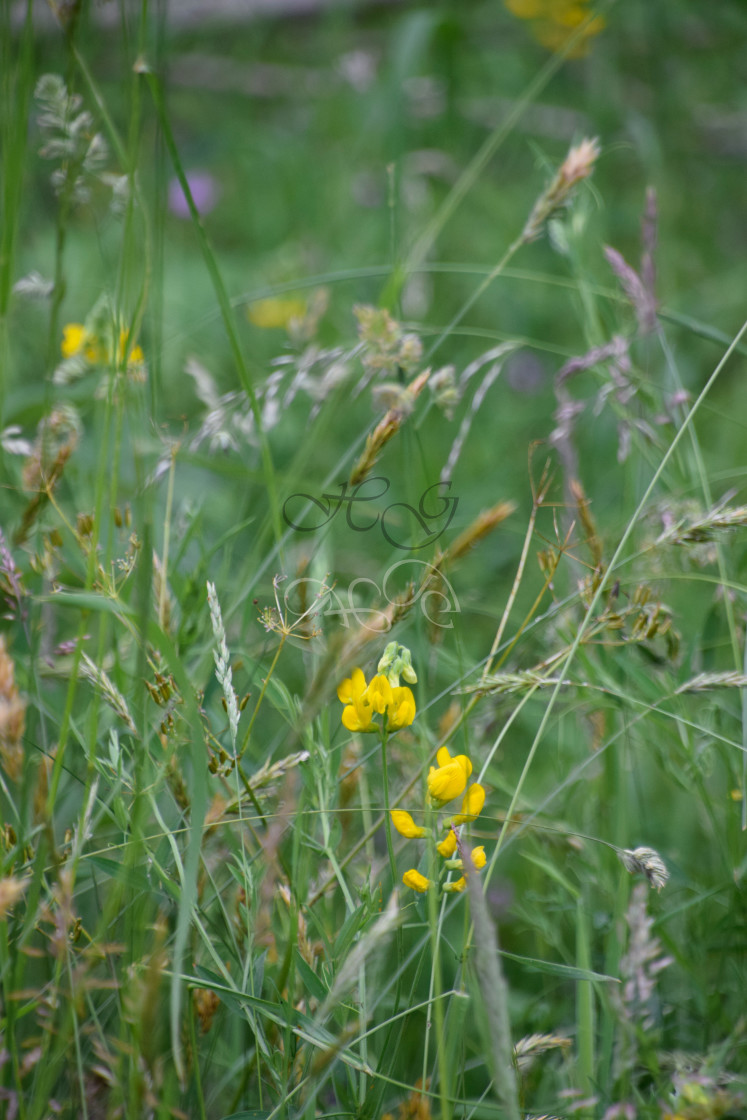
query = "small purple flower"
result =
(168, 171, 219, 219)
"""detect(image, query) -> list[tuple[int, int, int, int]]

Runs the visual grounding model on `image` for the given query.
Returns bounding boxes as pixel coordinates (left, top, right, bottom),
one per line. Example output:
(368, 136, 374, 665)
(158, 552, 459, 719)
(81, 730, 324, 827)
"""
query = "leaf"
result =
(499, 949, 618, 984)
(87, 856, 151, 893)
(294, 949, 328, 1003)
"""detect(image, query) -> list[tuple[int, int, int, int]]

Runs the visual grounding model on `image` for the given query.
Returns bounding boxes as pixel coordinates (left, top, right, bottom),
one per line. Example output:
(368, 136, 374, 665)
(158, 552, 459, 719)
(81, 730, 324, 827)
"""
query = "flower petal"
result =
(366, 674, 393, 714)
(402, 869, 431, 893)
(452, 782, 485, 824)
(427, 755, 472, 803)
(61, 323, 87, 359)
(342, 704, 376, 733)
(470, 845, 486, 870)
(388, 686, 416, 729)
(436, 745, 453, 768)
(337, 667, 366, 704)
(391, 810, 427, 839)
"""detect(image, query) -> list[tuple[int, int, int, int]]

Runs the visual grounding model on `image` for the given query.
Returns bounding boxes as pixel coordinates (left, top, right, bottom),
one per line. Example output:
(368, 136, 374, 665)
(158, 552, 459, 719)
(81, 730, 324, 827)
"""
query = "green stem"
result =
(145, 72, 283, 550)
(380, 727, 399, 892)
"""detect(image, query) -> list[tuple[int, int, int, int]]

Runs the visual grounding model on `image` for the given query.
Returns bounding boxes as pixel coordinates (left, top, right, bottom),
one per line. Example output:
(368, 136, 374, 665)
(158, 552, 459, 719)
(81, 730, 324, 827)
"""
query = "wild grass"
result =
(1, 2, 747, 1119)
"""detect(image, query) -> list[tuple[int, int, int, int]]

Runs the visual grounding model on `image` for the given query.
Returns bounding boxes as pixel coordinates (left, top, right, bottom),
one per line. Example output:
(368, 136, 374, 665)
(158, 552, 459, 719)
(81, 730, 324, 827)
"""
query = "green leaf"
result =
(499, 949, 618, 984)
(87, 856, 151, 892)
(294, 949, 328, 1003)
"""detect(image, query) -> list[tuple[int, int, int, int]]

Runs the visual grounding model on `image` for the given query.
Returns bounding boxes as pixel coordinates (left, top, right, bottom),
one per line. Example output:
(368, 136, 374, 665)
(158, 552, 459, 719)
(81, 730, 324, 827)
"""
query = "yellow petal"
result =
(427, 755, 472, 803)
(391, 810, 427, 839)
(61, 323, 87, 359)
(470, 845, 486, 870)
(367, 674, 393, 714)
(437, 831, 457, 858)
(452, 782, 485, 825)
(388, 686, 416, 729)
(337, 667, 366, 704)
(436, 745, 453, 767)
(342, 704, 376, 733)
(443, 876, 466, 893)
(402, 869, 431, 893)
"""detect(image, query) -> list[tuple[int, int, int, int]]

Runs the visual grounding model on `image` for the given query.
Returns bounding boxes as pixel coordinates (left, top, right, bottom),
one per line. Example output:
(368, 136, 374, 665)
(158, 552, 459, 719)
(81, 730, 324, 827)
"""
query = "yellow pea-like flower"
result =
(427, 746, 472, 804)
(470, 845, 487, 870)
(437, 831, 457, 858)
(387, 685, 416, 730)
(402, 869, 431, 893)
(451, 782, 486, 825)
(337, 667, 377, 733)
(391, 810, 427, 839)
(338, 668, 416, 733)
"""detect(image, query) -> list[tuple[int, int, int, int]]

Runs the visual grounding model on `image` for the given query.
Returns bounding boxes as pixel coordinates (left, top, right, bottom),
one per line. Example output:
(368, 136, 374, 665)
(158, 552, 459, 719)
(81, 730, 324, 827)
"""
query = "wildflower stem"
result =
(425, 807, 452, 1120)
(159, 443, 176, 632)
(239, 635, 286, 761)
(379, 726, 398, 894)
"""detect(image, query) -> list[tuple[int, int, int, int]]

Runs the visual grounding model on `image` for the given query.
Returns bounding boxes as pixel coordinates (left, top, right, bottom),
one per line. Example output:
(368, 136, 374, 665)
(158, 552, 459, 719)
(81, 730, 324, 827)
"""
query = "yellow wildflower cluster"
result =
(62, 321, 144, 370)
(392, 746, 487, 895)
(337, 667, 416, 734)
(504, 0, 604, 56)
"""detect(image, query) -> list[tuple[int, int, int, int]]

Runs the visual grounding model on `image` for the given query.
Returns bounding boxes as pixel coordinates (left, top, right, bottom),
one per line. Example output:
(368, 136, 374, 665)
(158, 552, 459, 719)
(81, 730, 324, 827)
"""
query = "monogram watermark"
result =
(282, 559, 460, 633)
(282, 476, 459, 551)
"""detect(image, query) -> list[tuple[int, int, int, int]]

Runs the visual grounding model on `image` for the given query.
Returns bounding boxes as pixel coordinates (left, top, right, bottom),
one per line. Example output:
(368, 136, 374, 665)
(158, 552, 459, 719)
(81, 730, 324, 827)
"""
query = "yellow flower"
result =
(437, 830, 457, 858)
(247, 297, 307, 329)
(388, 684, 416, 729)
(427, 745, 472, 804)
(61, 321, 144, 368)
(61, 323, 96, 361)
(338, 669, 415, 733)
(117, 328, 144, 366)
(366, 674, 393, 714)
(391, 810, 427, 839)
(337, 667, 377, 733)
(367, 674, 416, 730)
(504, 0, 543, 15)
(504, 0, 604, 57)
(450, 782, 486, 826)
(468, 845, 487, 870)
(402, 869, 431, 893)
(443, 876, 466, 893)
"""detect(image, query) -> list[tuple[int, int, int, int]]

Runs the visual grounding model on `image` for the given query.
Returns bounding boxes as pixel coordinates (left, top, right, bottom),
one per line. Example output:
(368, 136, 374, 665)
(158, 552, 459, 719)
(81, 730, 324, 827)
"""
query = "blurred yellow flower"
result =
(61, 323, 92, 360)
(505, 0, 543, 15)
(504, 0, 604, 57)
(61, 321, 144, 369)
(117, 328, 144, 366)
(247, 297, 307, 329)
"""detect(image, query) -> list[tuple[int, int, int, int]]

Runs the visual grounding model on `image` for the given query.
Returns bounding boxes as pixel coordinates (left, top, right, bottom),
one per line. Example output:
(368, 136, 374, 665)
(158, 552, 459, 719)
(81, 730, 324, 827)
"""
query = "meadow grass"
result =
(1, 2, 747, 1118)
